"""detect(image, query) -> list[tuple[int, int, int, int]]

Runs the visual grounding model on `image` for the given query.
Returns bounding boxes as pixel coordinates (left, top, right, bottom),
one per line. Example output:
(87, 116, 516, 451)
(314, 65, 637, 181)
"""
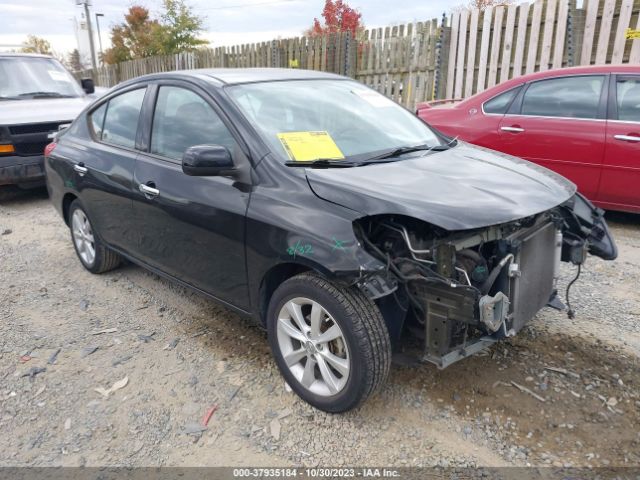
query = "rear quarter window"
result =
(100, 88, 147, 149)
(483, 87, 521, 114)
(89, 103, 107, 139)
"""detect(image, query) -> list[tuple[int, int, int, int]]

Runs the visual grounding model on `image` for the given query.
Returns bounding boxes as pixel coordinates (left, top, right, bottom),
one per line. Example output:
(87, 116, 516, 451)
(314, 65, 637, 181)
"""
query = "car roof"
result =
(512, 64, 639, 80)
(0, 52, 55, 59)
(132, 68, 347, 86)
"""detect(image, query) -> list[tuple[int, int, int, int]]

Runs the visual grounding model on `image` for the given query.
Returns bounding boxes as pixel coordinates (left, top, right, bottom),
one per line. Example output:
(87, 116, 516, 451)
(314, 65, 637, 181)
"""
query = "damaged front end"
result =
(354, 193, 617, 369)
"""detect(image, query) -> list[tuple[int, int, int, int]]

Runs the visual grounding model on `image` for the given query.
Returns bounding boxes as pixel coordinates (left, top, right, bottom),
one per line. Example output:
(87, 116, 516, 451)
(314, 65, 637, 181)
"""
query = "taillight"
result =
(44, 142, 57, 157)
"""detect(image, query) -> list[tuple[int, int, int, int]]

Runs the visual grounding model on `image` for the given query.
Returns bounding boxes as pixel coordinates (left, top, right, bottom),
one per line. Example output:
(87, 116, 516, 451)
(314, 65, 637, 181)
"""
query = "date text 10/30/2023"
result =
(232, 468, 401, 477)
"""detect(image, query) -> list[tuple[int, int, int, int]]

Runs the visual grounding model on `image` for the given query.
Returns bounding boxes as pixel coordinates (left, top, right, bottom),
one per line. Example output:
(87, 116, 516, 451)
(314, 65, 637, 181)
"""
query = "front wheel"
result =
(267, 272, 391, 412)
(69, 200, 121, 274)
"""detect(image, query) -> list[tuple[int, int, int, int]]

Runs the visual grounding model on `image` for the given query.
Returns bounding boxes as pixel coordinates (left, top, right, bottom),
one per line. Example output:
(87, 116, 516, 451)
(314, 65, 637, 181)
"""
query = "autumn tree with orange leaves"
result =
(307, 0, 363, 37)
(103, 0, 206, 65)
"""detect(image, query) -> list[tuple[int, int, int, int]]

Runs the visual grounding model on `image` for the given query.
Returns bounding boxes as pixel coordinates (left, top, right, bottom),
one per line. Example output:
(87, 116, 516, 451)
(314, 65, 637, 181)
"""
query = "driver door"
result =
(131, 83, 252, 310)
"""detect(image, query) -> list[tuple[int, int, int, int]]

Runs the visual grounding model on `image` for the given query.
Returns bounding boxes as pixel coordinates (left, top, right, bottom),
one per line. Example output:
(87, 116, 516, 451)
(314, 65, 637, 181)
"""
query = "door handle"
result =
(614, 134, 640, 142)
(501, 126, 525, 133)
(139, 183, 160, 198)
(73, 163, 88, 176)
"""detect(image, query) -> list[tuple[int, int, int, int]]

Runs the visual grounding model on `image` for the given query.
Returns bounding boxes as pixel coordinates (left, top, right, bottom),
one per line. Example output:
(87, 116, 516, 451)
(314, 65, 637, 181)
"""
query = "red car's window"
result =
(521, 76, 605, 120)
(616, 77, 640, 122)
(483, 87, 521, 114)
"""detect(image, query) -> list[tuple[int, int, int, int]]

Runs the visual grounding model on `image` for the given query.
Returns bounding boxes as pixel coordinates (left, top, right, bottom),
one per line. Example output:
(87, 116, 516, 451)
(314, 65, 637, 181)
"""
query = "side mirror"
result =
(182, 145, 235, 176)
(81, 78, 95, 94)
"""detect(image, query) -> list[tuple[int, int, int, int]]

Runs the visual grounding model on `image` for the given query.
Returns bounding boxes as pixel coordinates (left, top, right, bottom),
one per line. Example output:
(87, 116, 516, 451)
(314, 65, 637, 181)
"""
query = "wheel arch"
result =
(258, 260, 344, 328)
(62, 192, 78, 226)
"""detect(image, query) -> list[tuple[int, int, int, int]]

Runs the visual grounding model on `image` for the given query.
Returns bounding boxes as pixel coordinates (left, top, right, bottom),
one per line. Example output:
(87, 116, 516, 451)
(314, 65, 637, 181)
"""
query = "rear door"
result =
(79, 86, 147, 252)
(131, 82, 252, 310)
(598, 75, 640, 211)
(497, 75, 607, 200)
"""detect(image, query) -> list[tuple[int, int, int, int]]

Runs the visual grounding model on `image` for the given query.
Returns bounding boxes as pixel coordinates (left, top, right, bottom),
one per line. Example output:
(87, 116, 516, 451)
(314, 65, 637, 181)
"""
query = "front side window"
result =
(0, 56, 83, 99)
(101, 88, 146, 148)
(483, 87, 521, 114)
(616, 77, 640, 122)
(521, 76, 605, 119)
(227, 80, 442, 162)
(150, 86, 236, 161)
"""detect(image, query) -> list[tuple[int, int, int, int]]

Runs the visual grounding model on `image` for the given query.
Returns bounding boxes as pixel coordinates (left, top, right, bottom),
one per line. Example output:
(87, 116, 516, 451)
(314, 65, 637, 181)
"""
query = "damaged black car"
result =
(44, 69, 617, 412)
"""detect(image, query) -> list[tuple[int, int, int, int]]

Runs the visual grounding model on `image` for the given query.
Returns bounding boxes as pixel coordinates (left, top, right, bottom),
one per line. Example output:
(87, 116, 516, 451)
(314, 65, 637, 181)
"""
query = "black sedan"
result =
(45, 68, 617, 412)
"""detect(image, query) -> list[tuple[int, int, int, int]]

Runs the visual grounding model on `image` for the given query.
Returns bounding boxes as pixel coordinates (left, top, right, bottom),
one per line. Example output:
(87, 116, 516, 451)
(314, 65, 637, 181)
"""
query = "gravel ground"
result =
(1, 187, 639, 468)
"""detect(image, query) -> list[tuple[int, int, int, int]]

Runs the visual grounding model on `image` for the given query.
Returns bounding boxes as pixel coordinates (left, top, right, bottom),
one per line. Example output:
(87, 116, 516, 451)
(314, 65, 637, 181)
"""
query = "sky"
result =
(0, 0, 455, 56)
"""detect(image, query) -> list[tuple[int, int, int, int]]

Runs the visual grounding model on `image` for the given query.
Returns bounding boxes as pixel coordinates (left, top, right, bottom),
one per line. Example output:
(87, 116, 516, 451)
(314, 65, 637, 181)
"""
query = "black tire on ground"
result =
(68, 199, 121, 274)
(267, 272, 391, 412)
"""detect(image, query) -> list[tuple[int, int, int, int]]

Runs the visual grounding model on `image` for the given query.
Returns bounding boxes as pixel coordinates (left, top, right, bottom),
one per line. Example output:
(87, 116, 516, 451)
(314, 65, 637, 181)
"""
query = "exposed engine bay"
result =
(353, 193, 617, 368)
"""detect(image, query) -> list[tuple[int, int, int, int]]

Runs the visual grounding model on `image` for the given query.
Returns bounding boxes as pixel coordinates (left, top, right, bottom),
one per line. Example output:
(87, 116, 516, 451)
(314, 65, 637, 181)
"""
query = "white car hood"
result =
(0, 97, 93, 125)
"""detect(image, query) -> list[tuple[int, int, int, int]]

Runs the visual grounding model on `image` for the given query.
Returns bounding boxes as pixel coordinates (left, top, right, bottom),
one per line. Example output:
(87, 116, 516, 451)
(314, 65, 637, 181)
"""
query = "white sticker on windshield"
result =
(352, 89, 396, 108)
(48, 70, 70, 82)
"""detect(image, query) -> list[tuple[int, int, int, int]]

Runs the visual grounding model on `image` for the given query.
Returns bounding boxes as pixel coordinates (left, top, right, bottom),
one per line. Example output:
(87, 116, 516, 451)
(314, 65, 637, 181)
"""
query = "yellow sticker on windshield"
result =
(277, 131, 345, 162)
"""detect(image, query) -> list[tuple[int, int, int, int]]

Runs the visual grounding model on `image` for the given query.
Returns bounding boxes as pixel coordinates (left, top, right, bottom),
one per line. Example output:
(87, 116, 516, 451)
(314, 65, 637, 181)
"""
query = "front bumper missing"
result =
(418, 219, 558, 369)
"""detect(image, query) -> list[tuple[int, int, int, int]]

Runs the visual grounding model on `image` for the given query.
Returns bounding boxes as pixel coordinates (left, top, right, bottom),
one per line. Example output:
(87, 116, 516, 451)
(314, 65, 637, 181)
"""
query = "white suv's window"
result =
(0, 56, 83, 99)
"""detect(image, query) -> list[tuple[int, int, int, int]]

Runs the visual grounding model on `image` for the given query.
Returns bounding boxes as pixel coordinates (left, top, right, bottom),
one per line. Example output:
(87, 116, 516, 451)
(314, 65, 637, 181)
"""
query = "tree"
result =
(307, 0, 363, 37)
(66, 49, 84, 72)
(159, 0, 208, 54)
(103, 1, 207, 65)
(103, 6, 164, 64)
(20, 35, 52, 54)
(468, 0, 513, 9)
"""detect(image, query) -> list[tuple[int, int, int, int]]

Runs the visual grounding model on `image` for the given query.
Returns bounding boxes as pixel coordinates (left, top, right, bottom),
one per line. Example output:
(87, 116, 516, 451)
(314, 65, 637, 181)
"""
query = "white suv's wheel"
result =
(267, 272, 391, 412)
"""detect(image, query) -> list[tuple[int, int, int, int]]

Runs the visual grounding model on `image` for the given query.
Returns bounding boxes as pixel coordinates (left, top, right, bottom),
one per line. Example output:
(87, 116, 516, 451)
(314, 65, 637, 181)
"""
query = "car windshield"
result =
(226, 79, 443, 163)
(0, 56, 83, 99)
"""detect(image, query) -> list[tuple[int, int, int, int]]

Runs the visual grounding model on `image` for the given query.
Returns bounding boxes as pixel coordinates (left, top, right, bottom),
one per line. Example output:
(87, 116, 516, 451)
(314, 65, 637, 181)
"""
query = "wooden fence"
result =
(83, 0, 640, 109)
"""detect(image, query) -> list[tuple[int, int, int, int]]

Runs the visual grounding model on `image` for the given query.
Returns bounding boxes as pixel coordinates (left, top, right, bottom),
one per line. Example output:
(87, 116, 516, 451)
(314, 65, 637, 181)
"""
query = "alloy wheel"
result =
(71, 209, 96, 266)
(276, 297, 350, 396)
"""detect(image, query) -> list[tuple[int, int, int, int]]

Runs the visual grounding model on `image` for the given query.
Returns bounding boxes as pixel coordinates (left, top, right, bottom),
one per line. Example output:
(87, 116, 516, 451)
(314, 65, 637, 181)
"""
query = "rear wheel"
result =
(69, 200, 121, 274)
(267, 272, 391, 412)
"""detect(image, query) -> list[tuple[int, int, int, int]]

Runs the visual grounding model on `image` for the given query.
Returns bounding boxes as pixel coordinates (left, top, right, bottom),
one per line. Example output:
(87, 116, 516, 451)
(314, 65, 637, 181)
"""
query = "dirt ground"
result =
(1, 187, 639, 468)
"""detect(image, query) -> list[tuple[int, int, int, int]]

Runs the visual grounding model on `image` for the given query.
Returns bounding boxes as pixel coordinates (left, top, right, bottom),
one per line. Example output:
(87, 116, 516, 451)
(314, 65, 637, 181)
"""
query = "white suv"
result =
(0, 53, 101, 188)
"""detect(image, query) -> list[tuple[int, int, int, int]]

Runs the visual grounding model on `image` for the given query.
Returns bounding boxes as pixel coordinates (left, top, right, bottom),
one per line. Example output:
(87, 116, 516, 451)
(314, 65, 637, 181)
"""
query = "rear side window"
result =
(89, 103, 107, 139)
(616, 77, 640, 122)
(150, 86, 236, 161)
(483, 87, 521, 114)
(101, 88, 146, 148)
(521, 76, 604, 119)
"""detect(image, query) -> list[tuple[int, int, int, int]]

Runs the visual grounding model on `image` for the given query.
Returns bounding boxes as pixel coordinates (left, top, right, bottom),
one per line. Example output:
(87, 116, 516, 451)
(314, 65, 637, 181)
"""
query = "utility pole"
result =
(78, 1, 97, 71)
(95, 13, 104, 64)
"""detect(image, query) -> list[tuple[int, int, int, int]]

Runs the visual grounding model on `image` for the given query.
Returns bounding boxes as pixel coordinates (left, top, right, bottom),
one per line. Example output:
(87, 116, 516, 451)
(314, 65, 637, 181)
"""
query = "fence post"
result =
(567, 0, 575, 66)
(344, 30, 352, 77)
(433, 12, 447, 100)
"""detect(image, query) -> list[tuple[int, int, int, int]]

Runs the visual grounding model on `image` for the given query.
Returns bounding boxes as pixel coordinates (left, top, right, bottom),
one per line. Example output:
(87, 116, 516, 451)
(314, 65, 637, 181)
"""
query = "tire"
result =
(68, 200, 121, 274)
(267, 272, 391, 412)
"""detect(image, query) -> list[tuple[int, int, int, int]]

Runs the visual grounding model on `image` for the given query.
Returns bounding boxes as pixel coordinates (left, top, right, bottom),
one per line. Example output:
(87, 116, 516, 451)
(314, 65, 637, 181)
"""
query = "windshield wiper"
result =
(17, 91, 73, 99)
(367, 137, 459, 161)
(285, 159, 361, 168)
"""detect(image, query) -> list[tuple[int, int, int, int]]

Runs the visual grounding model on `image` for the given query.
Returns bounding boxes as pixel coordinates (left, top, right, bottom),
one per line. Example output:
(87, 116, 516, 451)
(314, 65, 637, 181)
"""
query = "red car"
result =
(417, 65, 640, 213)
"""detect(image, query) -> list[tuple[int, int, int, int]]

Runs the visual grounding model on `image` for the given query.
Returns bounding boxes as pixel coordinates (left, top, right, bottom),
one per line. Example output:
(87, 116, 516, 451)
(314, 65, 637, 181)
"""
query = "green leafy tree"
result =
(158, 0, 208, 54)
(20, 35, 52, 54)
(103, 1, 207, 65)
